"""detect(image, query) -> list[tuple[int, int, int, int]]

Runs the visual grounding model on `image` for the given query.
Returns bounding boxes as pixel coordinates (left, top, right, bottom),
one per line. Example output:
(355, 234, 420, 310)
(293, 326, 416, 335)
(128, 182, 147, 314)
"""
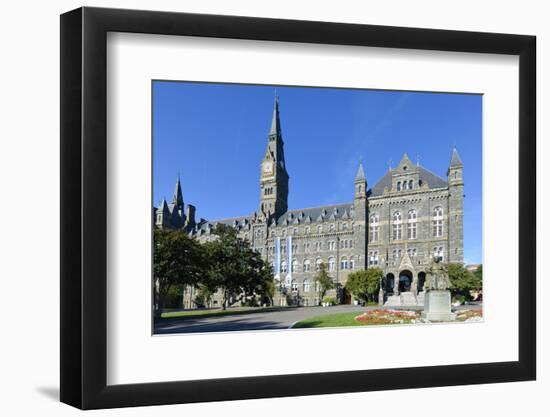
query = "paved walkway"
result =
(154, 303, 481, 335)
(154, 305, 365, 334)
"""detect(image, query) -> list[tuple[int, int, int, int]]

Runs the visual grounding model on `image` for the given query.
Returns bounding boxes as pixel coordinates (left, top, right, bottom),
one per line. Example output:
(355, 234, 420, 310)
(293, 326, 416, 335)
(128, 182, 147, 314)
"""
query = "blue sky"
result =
(153, 81, 482, 264)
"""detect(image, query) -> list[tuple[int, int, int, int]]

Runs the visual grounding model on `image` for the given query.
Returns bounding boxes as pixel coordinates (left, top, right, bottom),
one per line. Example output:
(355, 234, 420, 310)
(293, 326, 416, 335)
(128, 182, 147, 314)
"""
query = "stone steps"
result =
(383, 291, 426, 307)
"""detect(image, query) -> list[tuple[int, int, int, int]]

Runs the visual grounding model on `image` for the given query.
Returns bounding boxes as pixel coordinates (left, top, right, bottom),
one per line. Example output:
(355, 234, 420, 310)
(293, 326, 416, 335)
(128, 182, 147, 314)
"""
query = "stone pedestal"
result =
(421, 290, 456, 321)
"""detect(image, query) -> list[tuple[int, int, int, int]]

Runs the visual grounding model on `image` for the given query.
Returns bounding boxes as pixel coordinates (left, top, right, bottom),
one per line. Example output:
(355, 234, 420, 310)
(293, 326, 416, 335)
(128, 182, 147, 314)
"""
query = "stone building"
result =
(154, 96, 464, 308)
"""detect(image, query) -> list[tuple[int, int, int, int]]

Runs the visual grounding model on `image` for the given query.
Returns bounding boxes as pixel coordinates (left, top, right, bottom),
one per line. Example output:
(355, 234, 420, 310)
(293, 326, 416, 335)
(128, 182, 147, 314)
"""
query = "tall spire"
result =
(450, 146, 463, 167)
(172, 174, 184, 209)
(269, 92, 281, 136)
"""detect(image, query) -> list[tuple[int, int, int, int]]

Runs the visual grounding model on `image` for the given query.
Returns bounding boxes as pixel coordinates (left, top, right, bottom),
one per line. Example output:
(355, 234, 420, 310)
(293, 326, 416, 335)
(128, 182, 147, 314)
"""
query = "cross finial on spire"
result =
(387, 158, 393, 171)
(416, 153, 421, 167)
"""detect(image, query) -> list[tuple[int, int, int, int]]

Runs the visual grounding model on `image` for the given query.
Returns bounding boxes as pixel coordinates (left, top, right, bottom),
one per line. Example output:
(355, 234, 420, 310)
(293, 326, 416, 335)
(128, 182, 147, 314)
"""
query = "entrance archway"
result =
(417, 272, 426, 293)
(399, 270, 413, 292)
(385, 273, 395, 294)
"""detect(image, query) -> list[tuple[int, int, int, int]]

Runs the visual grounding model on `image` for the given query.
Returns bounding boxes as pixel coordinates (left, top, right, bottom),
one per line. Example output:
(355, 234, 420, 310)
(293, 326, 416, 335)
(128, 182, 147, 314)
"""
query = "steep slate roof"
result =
(355, 162, 366, 181)
(276, 203, 354, 226)
(450, 147, 463, 166)
(195, 202, 355, 233)
(369, 166, 448, 197)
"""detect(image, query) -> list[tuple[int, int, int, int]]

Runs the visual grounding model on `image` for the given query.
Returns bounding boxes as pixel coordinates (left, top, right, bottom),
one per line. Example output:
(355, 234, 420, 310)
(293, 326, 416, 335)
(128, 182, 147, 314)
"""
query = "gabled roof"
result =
(369, 166, 448, 197)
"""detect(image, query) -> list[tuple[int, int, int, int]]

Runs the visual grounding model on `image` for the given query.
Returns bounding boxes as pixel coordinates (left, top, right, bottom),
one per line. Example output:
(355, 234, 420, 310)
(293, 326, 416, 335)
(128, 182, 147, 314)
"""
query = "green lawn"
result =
(159, 306, 284, 321)
(292, 311, 368, 328)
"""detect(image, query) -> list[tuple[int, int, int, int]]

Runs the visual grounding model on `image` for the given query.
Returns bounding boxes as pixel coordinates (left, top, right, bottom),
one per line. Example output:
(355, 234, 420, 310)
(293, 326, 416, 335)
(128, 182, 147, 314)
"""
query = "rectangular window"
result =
(432, 220, 443, 237)
(392, 224, 402, 240)
(407, 222, 417, 239)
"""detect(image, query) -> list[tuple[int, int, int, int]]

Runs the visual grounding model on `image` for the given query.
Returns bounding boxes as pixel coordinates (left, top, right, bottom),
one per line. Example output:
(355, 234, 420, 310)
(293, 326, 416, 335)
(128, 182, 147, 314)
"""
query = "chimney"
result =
(185, 204, 196, 227)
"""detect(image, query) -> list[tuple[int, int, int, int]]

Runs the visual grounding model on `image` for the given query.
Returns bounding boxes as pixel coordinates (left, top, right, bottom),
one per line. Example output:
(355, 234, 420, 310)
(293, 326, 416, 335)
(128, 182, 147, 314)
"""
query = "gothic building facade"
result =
(154, 96, 464, 307)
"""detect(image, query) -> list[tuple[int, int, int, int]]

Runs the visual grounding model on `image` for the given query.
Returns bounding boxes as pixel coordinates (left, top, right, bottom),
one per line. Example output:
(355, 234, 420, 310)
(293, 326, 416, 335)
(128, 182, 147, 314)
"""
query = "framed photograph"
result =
(60, 6, 536, 409)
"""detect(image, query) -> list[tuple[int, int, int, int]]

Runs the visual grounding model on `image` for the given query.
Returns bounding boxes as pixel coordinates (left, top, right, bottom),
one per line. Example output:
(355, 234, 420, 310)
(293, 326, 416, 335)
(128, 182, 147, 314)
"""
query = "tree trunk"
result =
(222, 290, 228, 310)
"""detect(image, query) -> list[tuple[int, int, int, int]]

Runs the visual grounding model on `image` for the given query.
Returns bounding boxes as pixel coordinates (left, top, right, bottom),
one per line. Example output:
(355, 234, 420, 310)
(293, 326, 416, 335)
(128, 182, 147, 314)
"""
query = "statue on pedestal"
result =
(421, 256, 456, 321)
(425, 256, 451, 291)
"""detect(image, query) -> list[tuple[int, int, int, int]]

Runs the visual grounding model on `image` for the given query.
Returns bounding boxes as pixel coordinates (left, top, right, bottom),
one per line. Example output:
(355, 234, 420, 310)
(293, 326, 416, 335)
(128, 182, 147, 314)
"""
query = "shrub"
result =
(322, 296, 336, 306)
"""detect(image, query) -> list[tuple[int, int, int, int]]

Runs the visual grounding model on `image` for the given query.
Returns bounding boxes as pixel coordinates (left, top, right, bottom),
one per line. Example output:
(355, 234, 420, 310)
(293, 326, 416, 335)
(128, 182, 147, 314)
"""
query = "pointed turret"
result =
(155, 198, 171, 229)
(171, 174, 184, 212)
(447, 146, 464, 185)
(449, 146, 463, 167)
(159, 198, 170, 214)
(354, 161, 367, 200)
(355, 162, 366, 181)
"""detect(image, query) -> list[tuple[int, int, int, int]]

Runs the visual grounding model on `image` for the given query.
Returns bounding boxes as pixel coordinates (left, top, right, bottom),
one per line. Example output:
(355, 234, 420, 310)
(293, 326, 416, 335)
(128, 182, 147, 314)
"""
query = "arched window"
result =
(291, 280, 298, 292)
(407, 209, 417, 239)
(317, 225, 322, 234)
(315, 258, 323, 271)
(328, 241, 335, 251)
(349, 256, 355, 270)
(328, 257, 336, 271)
(409, 179, 413, 189)
(369, 214, 379, 242)
(303, 279, 310, 292)
(392, 211, 403, 240)
(403, 181, 408, 190)
(291, 259, 298, 273)
(340, 256, 348, 270)
(432, 206, 444, 237)
(303, 259, 311, 272)
(397, 181, 402, 191)
(281, 261, 287, 273)
(305, 226, 310, 234)
(342, 222, 348, 230)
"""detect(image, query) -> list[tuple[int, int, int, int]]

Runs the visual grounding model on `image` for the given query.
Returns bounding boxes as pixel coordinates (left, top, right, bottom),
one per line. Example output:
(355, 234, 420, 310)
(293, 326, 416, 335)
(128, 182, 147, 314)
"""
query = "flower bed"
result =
(354, 309, 421, 325)
(456, 308, 483, 322)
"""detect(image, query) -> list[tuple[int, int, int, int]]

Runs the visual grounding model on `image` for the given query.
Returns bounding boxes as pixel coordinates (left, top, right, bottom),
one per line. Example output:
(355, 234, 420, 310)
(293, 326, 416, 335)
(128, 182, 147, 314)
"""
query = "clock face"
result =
(263, 162, 273, 173)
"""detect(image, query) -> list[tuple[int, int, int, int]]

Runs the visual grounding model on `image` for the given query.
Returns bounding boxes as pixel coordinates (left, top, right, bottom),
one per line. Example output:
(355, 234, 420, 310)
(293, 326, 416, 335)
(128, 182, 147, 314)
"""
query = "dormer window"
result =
(403, 165, 408, 171)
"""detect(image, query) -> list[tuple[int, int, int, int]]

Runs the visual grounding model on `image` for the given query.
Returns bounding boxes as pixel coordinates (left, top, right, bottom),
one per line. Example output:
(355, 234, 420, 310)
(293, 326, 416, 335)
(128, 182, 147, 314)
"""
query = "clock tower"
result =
(259, 94, 289, 219)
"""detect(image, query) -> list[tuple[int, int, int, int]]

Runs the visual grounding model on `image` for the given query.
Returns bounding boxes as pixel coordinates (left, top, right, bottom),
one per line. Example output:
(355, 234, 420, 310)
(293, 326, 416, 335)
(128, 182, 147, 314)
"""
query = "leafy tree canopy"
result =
(314, 262, 334, 301)
(448, 263, 482, 300)
(203, 224, 273, 309)
(345, 268, 383, 303)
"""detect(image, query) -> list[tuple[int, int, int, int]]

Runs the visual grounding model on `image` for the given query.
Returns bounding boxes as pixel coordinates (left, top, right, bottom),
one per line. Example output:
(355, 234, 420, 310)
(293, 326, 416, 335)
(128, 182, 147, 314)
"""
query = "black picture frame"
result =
(60, 6, 536, 410)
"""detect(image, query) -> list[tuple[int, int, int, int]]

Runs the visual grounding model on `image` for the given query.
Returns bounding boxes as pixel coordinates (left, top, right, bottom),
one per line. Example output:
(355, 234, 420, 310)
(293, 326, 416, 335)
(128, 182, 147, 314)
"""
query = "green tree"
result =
(153, 228, 206, 317)
(314, 262, 334, 303)
(345, 268, 383, 304)
(194, 284, 214, 308)
(203, 224, 273, 309)
(448, 263, 482, 302)
(474, 264, 483, 287)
